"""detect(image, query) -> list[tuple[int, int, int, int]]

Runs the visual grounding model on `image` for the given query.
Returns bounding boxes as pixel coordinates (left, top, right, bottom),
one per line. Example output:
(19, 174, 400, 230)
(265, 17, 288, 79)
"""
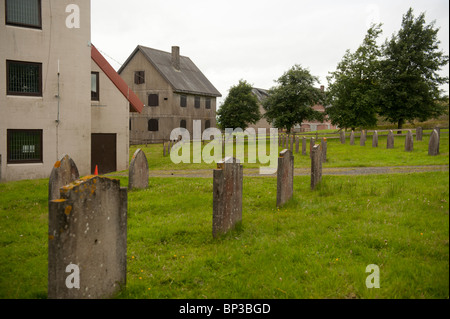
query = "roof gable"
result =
(118, 45, 222, 98)
(91, 44, 144, 113)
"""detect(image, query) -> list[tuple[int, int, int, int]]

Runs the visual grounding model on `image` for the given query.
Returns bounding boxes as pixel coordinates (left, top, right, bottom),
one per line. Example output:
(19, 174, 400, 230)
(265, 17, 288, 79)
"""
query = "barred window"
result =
(180, 119, 186, 129)
(6, 0, 42, 29)
(91, 72, 99, 101)
(7, 60, 42, 96)
(148, 119, 159, 132)
(7, 129, 43, 163)
(194, 96, 201, 109)
(180, 95, 187, 107)
(205, 98, 211, 109)
(205, 120, 211, 130)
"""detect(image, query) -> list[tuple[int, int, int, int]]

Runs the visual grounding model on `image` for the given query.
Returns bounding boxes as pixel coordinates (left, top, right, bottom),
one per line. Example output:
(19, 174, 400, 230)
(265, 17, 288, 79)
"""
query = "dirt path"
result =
(109, 165, 448, 178)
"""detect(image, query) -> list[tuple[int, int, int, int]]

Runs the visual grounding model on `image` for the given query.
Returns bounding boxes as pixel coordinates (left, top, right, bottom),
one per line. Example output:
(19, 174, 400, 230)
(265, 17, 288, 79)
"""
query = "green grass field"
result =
(0, 129, 448, 299)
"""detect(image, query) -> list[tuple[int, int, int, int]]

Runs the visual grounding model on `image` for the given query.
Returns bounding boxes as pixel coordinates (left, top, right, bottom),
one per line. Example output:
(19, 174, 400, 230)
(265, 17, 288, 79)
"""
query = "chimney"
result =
(172, 46, 180, 71)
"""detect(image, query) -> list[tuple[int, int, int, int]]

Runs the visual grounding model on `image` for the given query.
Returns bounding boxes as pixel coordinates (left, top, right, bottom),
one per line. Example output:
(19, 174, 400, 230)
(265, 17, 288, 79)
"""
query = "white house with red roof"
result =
(0, 0, 143, 182)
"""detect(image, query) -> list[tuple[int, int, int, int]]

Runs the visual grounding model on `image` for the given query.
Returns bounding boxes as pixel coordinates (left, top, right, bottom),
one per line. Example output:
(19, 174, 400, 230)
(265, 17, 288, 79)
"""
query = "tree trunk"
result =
(397, 119, 404, 135)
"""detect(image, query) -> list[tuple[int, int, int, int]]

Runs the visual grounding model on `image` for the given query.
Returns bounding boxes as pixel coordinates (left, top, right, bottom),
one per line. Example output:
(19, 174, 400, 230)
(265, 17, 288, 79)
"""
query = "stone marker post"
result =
(48, 176, 127, 299)
(309, 137, 315, 158)
(350, 131, 355, 145)
(128, 148, 149, 189)
(289, 135, 294, 153)
(276, 149, 294, 207)
(434, 127, 440, 153)
(340, 131, 345, 144)
(212, 157, 243, 238)
(387, 130, 394, 149)
(360, 130, 366, 146)
(321, 138, 327, 163)
(416, 127, 423, 141)
(49, 154, 80, 202)
(372, 131, 378, 148)
(405, 130, 413, 152)
(302, 137, 307, 155)
(428, 129, 440, 156)
(163, 141, 167, 157)
(310, 144, 322, 190)
(295, 136, 300, 154)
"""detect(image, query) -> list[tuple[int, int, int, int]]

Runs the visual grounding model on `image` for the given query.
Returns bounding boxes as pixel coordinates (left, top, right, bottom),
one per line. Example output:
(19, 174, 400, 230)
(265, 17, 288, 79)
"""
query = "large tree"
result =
(325, 24, 383, 130)
(262, 65, 324, 133)
(378, 8, 449, 130)
(216, 80, 261, 130)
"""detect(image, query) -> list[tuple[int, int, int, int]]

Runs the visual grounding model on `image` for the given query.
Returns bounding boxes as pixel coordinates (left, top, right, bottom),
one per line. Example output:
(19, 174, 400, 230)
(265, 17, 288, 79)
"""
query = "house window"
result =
(148, 94, 159, 107)
(205, 120, 211, 130)
(134, 71, 145, 84)
(148, 119, 159, 132)
(7, 129, 43, 163)
(180, 119, 186, 129)
(180, 95, 187, 107)
(7, 60, 42, 96)
(194, 96, 201, 109)
(205, 98, 211, 109)
(91, 72, 99, 101)
(5, 0, 42, 29)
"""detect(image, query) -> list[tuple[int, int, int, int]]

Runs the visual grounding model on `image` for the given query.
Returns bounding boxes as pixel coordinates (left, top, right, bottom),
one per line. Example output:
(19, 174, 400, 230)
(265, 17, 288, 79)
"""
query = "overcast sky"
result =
(91, 0, 449, 105)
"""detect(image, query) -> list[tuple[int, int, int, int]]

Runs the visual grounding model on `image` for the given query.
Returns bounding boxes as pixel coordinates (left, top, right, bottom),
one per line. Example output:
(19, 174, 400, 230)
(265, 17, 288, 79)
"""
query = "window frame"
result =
(180, 95, 187, 108)
(5, 0, 42, 29)
(7, 129, 43, 164)
(148, 94, 159, 107)
(6, 60, 43, 97)
(134, 71, 145, 84)
(205, 98, 211, 109)
(194, 96, 201, 109)
(180, 119, 187, 129)
(91, 72, 100, 101)
(148, 119, 159, 132)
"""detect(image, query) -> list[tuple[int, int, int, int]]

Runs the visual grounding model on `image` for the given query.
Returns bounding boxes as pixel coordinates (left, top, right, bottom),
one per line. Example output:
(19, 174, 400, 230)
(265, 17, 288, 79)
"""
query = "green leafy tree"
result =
(326, 24, 383, 130)
(378, 8, 449, 130)
(216, 80, 260, 130)
(262, 65, 324, 133)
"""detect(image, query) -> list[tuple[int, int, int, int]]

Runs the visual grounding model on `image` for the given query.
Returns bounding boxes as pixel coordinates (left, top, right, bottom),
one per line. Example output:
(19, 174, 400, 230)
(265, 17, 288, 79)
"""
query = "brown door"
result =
(91, 133, 116, 174)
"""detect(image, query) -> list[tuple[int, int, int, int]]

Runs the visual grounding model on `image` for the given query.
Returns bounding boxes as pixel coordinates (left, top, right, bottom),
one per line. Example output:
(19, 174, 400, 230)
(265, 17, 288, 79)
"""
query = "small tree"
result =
(378, 8, 449, 130)
(262, 65, 324, 133)
(326, 24, 383, 130)
(216, 80, 260, 130)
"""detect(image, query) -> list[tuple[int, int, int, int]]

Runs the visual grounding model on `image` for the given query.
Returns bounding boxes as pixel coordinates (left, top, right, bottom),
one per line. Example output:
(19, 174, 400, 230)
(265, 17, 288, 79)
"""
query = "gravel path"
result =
(108, 165, 448, 178)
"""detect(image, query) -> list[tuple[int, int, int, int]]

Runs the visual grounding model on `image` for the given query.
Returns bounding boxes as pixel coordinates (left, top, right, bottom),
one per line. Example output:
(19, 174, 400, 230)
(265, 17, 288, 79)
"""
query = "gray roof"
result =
(251, 88, 269, 102)
(118, 45, 222, 97)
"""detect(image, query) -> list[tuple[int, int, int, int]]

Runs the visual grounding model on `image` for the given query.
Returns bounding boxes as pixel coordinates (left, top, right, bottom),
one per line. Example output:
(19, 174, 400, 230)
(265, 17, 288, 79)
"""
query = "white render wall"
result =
(0, 0, 91, 181)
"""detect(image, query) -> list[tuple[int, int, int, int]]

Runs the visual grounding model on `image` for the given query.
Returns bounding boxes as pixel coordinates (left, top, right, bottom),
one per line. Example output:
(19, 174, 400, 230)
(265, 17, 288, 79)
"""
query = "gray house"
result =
(118, 45, 222, 143)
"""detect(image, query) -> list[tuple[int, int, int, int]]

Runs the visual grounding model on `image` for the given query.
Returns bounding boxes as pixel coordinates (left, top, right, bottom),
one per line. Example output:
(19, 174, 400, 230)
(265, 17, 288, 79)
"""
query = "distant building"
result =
(247, 88, 273, 133)
(118, 45, 222, 144)
(0, 0, 143, 181)
(294, 86, 337, 132)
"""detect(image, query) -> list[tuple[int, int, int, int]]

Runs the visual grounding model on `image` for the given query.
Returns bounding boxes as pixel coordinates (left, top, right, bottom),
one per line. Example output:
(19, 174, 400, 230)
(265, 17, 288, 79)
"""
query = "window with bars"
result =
(194, 96, 201, 109)
(7, 129, 43, 163)
(91, 72, 99, 101)
(7, 60, 42, 96)
(134, 71, 145, 84)
(180, 119, 187, 129)
(148, 94, 159, 107)
(180, 95, 187, 107)
(205, 120, 211, 130)
(148, 119, 159, 132)
(205, 98, 211, 109)
(5, 0, 42, 29)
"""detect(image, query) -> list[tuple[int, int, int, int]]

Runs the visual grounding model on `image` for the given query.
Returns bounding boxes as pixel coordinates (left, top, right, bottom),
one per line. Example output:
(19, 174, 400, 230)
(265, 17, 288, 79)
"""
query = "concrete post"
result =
(372, 131, 378, 148)
(276, 149, 294, 207)
(128, 148, 149, 189)
(212, 157, 243, 238)
(48, 154, 80, 202)
(387, 130, 394, 149)
(405, 130, 413, 152)
(416, 127, 423, 141)
(350, 131, 355, 145)
(321, 138, 327, 163)
(302, 136, 307, 155)
(428, 129, 440, 156)
(310, 144, 322, 190)
(48, 176, 127, 299)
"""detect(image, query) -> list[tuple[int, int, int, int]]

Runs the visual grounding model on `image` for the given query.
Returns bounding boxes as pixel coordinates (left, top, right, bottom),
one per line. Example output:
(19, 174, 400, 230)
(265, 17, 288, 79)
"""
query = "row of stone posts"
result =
(339, 128, 440, 155)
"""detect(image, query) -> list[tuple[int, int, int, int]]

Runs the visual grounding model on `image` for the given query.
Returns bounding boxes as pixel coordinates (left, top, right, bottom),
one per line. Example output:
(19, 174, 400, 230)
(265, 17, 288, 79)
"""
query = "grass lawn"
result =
(129, 129, 449, 171)
(0, 171, 448, 299)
